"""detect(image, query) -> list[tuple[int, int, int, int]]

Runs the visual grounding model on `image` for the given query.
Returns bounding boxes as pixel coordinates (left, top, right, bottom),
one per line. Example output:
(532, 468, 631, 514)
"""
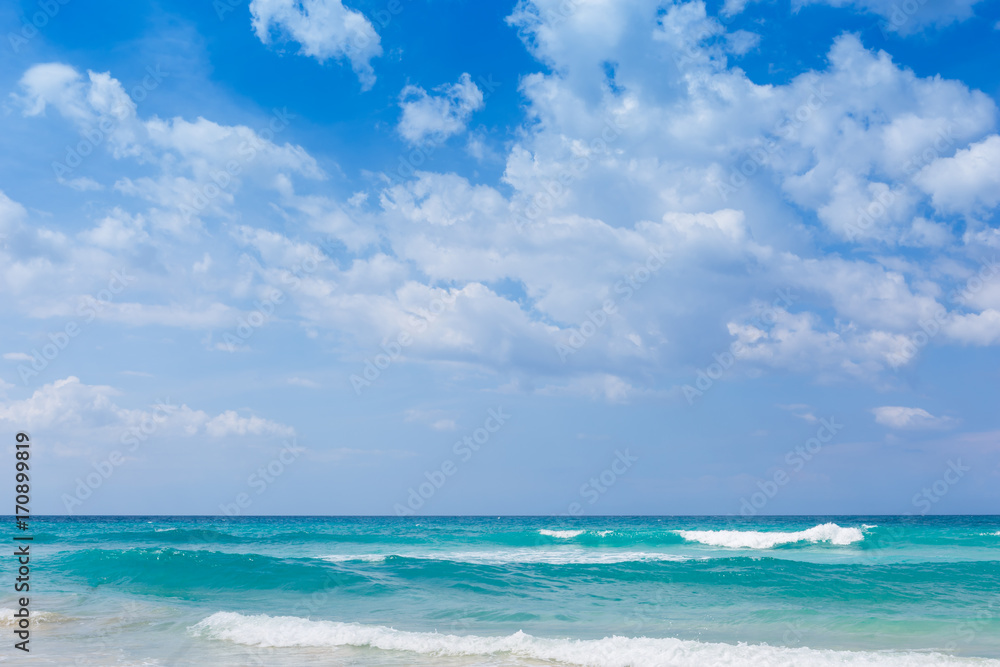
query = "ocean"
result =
(3, 515, 999, 666)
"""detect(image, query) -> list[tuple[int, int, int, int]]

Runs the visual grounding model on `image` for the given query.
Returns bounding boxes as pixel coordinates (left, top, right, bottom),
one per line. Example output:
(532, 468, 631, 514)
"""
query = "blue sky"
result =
(1, 0, 999, 515)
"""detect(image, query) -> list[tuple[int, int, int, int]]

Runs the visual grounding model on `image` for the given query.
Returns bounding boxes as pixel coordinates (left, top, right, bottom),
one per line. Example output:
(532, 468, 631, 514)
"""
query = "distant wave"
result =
(674, 523, 865, 549)
(56, 548, 367, 592)
(318, 554, 391, 563)
(76, 528, 245, 544)
(190, 612, 995, 666)
(318, 550, 693, 565)
(538, 529, 585, 538)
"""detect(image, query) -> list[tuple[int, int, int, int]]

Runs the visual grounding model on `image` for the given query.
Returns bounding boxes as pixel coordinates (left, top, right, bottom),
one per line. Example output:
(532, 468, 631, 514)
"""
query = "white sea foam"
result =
(0, 609, 62, 625)
(190, 612, 997, 666)
(318, 554, 389, 563)
(538, 529, 585, 538)
(675, 523, 864, 549)
(318, 550, 691, 565)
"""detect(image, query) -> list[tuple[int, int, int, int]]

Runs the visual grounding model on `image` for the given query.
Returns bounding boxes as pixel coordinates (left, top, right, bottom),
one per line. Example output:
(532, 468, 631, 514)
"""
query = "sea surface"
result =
(2, 515, 999, 666)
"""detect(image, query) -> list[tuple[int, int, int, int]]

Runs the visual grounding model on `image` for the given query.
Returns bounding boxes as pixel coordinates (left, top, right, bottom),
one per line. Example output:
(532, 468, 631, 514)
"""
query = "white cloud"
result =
(5, 2, 1000, 401)
(725, 30, 760, 56)
(3, 353, 35, 362)
(397, 73, 484, 146)
(914, 134, 1000, 215)
(60, 176, 103, 192)
(537, 374, 636, 404)
(403, 409, 458, 431)
(249, 0, 382, 89)
(14, 64, 324, 230)
(0, 191, 27, 234)
(872, 406, 957, 429)
(205, 410, 296, 438)
(0, 376, 294, 443)
(721, 0, 765, 16)
(78, 209, 149, 249)
(14, 64, 143, 159)
(13, 62, 91, 119)
(943, 309, 1000, 345)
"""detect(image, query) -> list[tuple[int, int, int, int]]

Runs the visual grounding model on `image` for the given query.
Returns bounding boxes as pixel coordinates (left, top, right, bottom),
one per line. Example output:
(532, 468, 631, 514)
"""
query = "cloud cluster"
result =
(0, 376, 294, 444)
(397, 73, 485, 146)
(4, 0, 1000, 405)
(872, 405, 957, 430)
(249, 0, 382, 88)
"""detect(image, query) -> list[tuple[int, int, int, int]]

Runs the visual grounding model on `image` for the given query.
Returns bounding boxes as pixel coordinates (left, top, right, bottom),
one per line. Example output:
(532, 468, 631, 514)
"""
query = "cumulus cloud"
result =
(397, 73, 484, 146)
(13, 63, 324, 232)
(6, 2, 1000, 404)
(0, 376, 294, 442)
(249, 0, 382, 89)
(205, 410, 296, 438)
(872, 406, 957, 429)
(914, 134, 1000, 215)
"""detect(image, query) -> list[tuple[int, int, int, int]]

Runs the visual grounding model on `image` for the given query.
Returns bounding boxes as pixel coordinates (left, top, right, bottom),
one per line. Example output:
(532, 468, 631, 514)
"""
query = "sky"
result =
(1, 0, 999, 516)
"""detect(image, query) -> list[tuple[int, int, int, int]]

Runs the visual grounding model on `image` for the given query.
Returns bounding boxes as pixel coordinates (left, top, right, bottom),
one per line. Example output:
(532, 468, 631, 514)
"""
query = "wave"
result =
(538, 529, 585, 538)
(318, 550, 693, 565)
(56, 548, 367, 593)
(318, 554, 390, 563)
(75, 528, 246, 544)
(190, 612, 996, 666)
(675, 523, 865, 549)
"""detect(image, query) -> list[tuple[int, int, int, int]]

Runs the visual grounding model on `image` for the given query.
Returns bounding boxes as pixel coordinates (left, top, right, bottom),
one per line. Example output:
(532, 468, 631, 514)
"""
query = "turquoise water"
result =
(3, 516, 1000, 665)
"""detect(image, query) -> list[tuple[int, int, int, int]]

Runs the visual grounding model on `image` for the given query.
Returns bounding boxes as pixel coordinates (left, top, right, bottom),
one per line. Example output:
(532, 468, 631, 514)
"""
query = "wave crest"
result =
(675, 523, 865, 549)
(190, 612, 988, 666)
(538, 529, 585, 538)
